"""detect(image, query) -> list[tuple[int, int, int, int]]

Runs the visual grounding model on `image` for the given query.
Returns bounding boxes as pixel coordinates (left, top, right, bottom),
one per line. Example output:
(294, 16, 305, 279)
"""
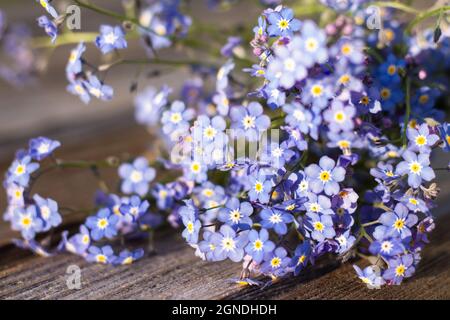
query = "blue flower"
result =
(218, 198, 253, 229)
(7, 155, 39, 187)
(304, 193, 334, 215)
(248, 171, 273, 204)
(260, 141, 295, 169)
(350, 91, 381, 115)
(266, 8, 301, 37)
(261, 246, 290, 277)
(406, 123, 439, 153)
(119, 195, 150, 223)
(66, 43, 86, 79)
(230, 102, 270, 141)
(395, 151, 435, 188)
(67, 79, 91, 104)
(260, 208, 294, 235)
(134, 85, 171, 126)
(244, 228, 275, 263)
(151, 183, 175, 210)
(118, 157, 156, 196)
(37, 15, 57, 43)
(323, 100, 356, 132)
(221, 36, 242, 57)
(95, 25, 127, 54)
(161, 100, 195, 141)
(283, 102, 313, 134)
(179, 200, 201, 244)
(331, 37, 365, 65)
(11, 206, 43, 240)
(305, 156, 346, 196)
(288, 241, 311, 275)
(266, 38, 307, 89)
(353, 265, 385, 288)
(304, 212, 335, 241)
(114, 249, 144, 265)
(383, 254, 416, 285)
(28, 136, 61, 160)
(216, 60, 234, 93)
(370, 83, 404, 113)
(369, 236, 405, 258)
(33, 194, 62, 231)
(86, 208, 119, 241)
(377, 54, 405, 85)
(297, 20, 328, 67)
(87, 245, 115, 264)
(85, 74, 114, 101)
(36, 0, 59, 19)
(64, 225, 91, 255)
(301, 80, 333, 113)
(211, 225, 248, 262)
(375, 203, 418, 239)
(262, 80, 286, 109)
(253, 16, 267, 37)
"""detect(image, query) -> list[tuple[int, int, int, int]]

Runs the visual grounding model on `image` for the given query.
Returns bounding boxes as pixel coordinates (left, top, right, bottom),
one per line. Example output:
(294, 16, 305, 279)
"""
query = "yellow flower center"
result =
(386, 170, 394, 177)
(387, 65, 397, 75)
(360, 96, 370, 105)
(269, 213, 282, 224)
(319, 170, 331, 182)
(187, 221, 194, 233)
(221, 237, 236, 251)
(313, 221, 324, 232)
(298, 255, 306, 265)
(415, 135, 427, 146)
(191, 162, 201, 173)
(409, 161, 422, 174)
(122, 257, 133, 265)
(82, 235, 90, 245)
(419, 94, 429, 104)
(309, 203, 321, 212)
(254, 181, 263, 193)
(306, 38, 318, 52)
(170, 112, 182, 124)
(334, 111, 346, 123)
(203, 126, 217, 140)
(339, 74, 350, 84)
(271, 257, 281, 268)
(253, 239, 263, 251)
(229, 209, 241, 223)
(341, 44, 352, 55)
(96, 254, 107, 264)
(285, 204, 296, 211)
(395, 264, 406, 276)
(277, 18, 289, 30)
(393, 218, 405, 230)
(15, 165, 25, 175)
(338, 140, 350, 149)
(383, 29, 395, 42)
(21, 216, 32, 228)
(380, 88, 391, 99)
(202, 189, 214, 198)
(409, 198, 418, 206)
(97, 218, 109, 230)
(242, 115, 256, 130)
(311, 85, 323, 97)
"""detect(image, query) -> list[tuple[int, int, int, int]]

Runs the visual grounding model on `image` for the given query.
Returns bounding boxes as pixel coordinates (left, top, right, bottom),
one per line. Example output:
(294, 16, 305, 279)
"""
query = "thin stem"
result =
(406, 5, 450, 35)
(361, 220, 379, 227)
(31, 32, 99, 49)
(370, 1, 420, 14)
(73, 0, 158, 35)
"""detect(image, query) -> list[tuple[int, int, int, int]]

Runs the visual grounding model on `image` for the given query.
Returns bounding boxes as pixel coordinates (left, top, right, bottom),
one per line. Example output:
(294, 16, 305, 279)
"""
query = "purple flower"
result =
(230, 102, 270, 141)
(304, 212, 335, 241)
(288, 241, 311, 276)
(244, 228, 275, 263)
(86, 208, 119, 241)
(260, 208, 294, 235)
(395, 151, 435, 188)
(33, 194, 62, 231)
(375, 203, 418, 239)
(87, 245, 115, 264)
(353, 265, 385, 288)
(210, 225, 248, 262)
(37, 15, 57, 43)
(323, 100, 355, 132)
(28, 136, 61, 160)
(118, 157, 156, 196)
(261, 247, 290, 277)
(304, 193, 334, 215)
(383, 254, 416, 285)
(248, 171, 273, 204)
(218, 198, 253, 229)
(305, 156, 346, 196)
(7, 155, 39, 187)
(266, 8, 301, 37)
(95, 25, 127, 54)
(407, 123, 439, 153)
(11, 206, 43, 240)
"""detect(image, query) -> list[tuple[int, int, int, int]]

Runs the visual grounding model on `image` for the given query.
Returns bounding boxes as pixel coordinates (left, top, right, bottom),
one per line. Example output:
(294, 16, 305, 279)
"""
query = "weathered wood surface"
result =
(0, 120, 449, 299)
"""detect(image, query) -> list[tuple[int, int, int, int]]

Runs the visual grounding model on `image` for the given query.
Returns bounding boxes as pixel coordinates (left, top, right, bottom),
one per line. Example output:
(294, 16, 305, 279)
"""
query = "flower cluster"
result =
(3, 138, 161, 265)
(125, 4, 448, 287)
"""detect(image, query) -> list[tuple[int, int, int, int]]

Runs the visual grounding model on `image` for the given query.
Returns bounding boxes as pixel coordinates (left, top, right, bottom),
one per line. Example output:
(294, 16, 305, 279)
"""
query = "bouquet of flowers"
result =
(2, 0, 449, 288)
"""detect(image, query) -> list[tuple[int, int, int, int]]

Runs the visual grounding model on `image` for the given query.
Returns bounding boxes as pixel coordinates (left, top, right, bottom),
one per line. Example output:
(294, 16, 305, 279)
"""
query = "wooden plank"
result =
(0, 213, 448, 300)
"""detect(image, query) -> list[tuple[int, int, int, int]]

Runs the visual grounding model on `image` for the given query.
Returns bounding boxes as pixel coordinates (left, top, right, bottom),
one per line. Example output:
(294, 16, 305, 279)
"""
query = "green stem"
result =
(361, 220, 379, 227)
(31, 32, 99, 48)
(402, 77, 411, 147)
(370, 1, 420, 14)
(73, 0, 157, 35)
(406, 5, 450, 35)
